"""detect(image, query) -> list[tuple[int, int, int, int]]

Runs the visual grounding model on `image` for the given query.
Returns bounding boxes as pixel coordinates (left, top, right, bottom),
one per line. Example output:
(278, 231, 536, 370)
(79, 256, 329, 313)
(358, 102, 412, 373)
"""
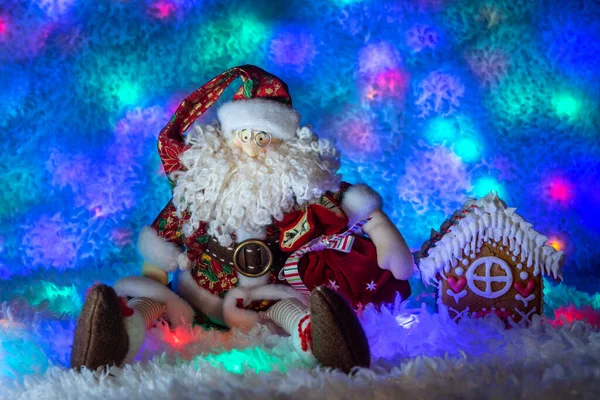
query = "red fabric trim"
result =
(119, 297, 134, 317)
(298, 314, 312, 352)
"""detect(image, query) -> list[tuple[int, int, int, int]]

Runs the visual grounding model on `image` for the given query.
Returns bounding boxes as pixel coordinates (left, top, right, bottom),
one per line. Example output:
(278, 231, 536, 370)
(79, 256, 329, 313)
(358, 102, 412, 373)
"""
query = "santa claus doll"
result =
(71, 65, 413, 374)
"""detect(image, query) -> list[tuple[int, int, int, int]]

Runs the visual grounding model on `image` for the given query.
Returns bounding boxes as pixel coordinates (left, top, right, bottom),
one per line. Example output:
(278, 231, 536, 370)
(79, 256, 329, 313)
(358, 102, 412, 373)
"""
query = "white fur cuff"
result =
(217, 99, 300, 140)
(341, 184, 383, 223)
(137, 226, 182, 270)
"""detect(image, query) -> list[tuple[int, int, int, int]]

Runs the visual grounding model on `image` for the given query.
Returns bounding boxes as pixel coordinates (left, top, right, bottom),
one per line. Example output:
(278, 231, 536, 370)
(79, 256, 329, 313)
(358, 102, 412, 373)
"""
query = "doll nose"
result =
(242, 146, 260, 158)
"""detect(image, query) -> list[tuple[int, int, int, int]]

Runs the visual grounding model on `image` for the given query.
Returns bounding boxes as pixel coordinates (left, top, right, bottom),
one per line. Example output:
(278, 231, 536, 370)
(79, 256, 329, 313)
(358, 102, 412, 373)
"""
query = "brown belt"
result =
(205, 235, 288, 277)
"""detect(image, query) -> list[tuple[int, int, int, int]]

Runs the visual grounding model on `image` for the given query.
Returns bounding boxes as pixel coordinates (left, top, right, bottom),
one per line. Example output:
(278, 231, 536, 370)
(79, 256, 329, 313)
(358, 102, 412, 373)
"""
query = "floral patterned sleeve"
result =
(150, 200, 185, 246)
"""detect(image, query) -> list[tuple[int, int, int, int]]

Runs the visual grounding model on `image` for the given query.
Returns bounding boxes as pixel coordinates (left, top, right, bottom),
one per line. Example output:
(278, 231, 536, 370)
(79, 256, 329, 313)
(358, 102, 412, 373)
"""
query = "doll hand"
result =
(225, 286, 254, 307)
(165, 258, 179, 273)
(177, 252, 192, 271)
(376, 244, 415, 281)
(363, 209, 415, 281)
(222, 287, 263, 329)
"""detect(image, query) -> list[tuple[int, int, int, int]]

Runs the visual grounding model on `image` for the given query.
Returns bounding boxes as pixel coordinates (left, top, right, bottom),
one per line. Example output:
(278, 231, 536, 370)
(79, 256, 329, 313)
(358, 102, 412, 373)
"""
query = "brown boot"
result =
(71, 284, 130, 371)
(309, 286, 371, 373)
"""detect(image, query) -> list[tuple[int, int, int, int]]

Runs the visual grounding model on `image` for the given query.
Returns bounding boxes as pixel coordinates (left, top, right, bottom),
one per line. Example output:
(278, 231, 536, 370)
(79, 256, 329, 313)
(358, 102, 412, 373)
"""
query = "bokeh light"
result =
(454, 137, 482, 163)
(547, 237, 566, 252)
(0, 16, 8, 35)
(552, 93, 581, 120)
(547, 177, 575, 203)
(425, 117, 458, 144)
(201, 347, 288, 374)
(472, 177, 506, 199)
(149, 1, 177, 19)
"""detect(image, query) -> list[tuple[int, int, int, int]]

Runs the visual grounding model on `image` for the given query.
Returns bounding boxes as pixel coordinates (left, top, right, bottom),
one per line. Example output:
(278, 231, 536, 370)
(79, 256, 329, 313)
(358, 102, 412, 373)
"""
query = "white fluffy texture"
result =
(114, 276, 194, 327)
(234, 226, 267, 242)
(4, 299, 600, 399)
(172, 123, 341, 247)
(217, 99, 300, 140)
(341, 184, 383, 225)
(123, 313, 146, 364)
(137, 226, 182, 271)
(419, 192, 565, 285)
(172, 269, 224, 324)
(235, 274, 270, 288)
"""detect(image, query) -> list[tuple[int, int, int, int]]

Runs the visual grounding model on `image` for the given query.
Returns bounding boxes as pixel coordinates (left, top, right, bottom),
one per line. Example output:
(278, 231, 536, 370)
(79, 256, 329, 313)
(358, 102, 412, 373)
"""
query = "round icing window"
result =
(466, 256, 513, 299)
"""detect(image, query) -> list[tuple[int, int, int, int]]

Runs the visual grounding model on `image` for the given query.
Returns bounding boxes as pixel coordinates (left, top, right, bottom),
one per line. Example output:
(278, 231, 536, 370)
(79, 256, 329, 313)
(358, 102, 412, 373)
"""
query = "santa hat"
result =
(157, 65, 300, 174)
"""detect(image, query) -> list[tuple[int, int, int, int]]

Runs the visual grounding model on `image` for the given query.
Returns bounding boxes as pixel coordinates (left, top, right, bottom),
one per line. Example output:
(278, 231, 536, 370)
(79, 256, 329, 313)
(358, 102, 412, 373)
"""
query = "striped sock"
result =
(264, 299, 315, 359)
(127, 297, 167, 328)
(264, 298, 309, 334)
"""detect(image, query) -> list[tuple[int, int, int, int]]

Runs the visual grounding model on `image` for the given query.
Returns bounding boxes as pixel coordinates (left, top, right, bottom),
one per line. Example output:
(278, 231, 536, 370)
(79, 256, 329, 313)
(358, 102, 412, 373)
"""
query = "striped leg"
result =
(263, 299, 316, 362)
(127, 297, 167, 328)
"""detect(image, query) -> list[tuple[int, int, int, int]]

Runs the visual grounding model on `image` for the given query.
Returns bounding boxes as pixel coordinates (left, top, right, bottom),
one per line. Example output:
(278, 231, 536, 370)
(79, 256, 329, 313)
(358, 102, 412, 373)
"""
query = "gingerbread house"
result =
(417, 193, 565, 324)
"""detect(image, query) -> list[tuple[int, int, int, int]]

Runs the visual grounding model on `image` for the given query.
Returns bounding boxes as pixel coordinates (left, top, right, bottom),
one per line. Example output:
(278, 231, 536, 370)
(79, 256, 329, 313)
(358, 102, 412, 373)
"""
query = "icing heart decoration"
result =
(447, 276, 467, 293)
(514, 280, 536, 297)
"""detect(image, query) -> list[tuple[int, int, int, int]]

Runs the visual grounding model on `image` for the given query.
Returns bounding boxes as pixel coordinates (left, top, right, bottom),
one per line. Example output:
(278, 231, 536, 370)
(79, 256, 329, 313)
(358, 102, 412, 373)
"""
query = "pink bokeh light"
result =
(111, 228, 133, 247)
(548, 177, 574, 203)
(149, 1, 177, 19)
(540, 175, 575, 207)
(364, 68, 410, 101)
(0, 16, 7, 35)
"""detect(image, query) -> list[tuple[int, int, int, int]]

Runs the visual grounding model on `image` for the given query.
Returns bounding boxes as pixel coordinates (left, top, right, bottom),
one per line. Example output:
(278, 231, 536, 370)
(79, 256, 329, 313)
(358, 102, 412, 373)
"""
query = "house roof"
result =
(418, 192, 564, 285)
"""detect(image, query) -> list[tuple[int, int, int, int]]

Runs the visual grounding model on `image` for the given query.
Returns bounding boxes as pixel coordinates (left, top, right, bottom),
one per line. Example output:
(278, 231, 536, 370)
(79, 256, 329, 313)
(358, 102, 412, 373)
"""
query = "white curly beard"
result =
(172, 123, 342, 247)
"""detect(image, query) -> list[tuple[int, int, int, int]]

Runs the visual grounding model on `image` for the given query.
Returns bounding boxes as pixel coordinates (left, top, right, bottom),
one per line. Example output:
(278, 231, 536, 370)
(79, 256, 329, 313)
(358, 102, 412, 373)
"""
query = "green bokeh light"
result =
(473, 177, 506, 199)
(426, 117, 459, 144)
(199, 347, 289, 374)
(24, 281, 82, 317)
(454, 137, 481, 163)
(552, 93, 581, 119)
(335, 0, 364, 5)
(115, 82, 141, 107)
(195, 13, 271, 67)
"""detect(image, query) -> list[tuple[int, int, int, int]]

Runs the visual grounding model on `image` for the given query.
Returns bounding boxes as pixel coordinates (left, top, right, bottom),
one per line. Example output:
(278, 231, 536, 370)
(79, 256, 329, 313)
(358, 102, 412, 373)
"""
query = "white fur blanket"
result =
(1, 299, 599, 400)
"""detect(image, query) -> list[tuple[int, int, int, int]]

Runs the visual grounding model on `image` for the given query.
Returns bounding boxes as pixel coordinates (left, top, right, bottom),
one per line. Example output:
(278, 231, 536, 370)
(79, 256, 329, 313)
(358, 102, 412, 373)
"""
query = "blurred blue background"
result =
(0, 0, 599, 379)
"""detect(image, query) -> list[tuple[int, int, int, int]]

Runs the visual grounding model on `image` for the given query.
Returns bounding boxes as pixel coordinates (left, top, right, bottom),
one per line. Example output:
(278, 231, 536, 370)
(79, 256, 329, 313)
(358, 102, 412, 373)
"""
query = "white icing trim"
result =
(446, 289, 467, 304)
(420, 193, 564, 285)
(465, 256, 513, 299)
(515, 293, 536, 308)
(514, 306, 537, 322)
(448, 306, 470, 322)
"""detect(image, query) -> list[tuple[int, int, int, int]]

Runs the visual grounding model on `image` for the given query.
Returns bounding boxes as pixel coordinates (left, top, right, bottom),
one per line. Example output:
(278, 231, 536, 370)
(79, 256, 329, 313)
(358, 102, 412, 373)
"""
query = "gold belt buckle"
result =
(233, 239, 273, 277)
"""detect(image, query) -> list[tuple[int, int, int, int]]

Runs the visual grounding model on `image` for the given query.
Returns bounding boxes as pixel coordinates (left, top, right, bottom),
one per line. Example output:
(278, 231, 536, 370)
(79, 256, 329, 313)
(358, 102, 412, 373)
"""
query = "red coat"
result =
(150, 184, 411, 309)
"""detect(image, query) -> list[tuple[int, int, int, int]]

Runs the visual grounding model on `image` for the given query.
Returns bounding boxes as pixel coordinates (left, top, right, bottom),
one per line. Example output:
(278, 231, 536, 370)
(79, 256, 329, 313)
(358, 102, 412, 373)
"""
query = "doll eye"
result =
(255, 131, 272, 147)
(239, 129, 252, 143)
